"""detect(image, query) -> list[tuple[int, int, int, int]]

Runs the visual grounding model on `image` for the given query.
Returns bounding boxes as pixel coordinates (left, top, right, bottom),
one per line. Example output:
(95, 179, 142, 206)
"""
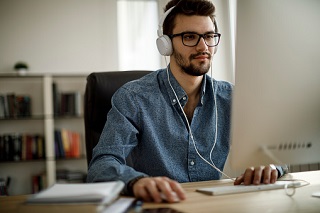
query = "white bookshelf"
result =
(0, 73, 88, 195)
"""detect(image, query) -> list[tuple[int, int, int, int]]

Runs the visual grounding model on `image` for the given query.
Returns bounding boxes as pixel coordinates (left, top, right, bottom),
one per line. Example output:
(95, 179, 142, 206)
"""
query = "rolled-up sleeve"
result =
(86, 86, 147, 194)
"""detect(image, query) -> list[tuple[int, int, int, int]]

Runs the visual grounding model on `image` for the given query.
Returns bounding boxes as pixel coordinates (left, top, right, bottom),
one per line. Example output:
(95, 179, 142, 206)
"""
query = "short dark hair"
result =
(163, 0, 216, 35)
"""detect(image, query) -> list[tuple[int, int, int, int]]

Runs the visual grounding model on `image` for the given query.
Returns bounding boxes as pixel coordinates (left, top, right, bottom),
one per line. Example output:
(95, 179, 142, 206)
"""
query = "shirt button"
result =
(190, 161, 195, 166)
(173, 99, 176, 103)
(182, 96, 187, 100)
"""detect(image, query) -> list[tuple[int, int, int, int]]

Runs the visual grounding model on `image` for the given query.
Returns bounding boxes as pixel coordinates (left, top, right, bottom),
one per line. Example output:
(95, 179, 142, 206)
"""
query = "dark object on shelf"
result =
(0, 177, 10, 196)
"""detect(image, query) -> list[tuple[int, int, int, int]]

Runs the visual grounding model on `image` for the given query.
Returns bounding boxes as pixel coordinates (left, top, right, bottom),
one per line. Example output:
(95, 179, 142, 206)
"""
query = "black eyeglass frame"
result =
(169, 32, 221, 47)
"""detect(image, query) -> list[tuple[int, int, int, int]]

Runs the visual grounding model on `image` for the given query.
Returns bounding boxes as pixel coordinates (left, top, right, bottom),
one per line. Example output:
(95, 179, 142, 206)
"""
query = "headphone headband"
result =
(157, 6, 175, 37)
(156, 5, 219, 56)
(156, 6, 175, 56)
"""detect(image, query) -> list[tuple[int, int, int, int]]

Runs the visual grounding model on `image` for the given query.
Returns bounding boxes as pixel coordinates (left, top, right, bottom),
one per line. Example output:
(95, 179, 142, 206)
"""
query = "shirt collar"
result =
(200, 75, 207, 105)
(160, 65, 207, 106)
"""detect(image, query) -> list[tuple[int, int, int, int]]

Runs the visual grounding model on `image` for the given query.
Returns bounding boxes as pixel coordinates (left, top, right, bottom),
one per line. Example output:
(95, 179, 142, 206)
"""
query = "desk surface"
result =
(1, 170, 320, 213)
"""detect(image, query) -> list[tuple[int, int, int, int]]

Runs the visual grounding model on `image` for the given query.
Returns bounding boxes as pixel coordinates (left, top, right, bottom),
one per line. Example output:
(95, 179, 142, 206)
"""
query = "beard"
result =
(173, 50, 212, 76)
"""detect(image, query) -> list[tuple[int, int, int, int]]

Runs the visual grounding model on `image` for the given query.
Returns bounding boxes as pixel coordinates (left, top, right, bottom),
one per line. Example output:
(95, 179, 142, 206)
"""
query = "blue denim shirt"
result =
(87, 67, 233, 194)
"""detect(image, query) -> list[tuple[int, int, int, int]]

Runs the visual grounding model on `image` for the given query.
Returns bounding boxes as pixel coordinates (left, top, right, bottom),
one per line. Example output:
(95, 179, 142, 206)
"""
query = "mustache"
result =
(190, 52, 212, 60)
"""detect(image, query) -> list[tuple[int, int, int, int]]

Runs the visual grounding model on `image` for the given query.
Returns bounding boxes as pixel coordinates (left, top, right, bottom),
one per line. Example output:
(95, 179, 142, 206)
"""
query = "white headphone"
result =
(156, 6, 220, 56)
(156, 6, 176, 56)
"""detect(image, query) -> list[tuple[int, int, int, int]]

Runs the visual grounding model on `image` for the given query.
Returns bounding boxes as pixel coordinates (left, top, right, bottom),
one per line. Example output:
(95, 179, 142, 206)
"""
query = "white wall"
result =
(0, 0, 118, 73)
(117, 1, 160, 71)
(0, 0, 234, 82)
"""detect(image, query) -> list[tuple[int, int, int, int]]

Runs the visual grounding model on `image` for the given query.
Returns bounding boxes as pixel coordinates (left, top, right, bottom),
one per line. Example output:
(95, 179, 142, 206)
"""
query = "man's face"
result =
(171, 15, 215, 76)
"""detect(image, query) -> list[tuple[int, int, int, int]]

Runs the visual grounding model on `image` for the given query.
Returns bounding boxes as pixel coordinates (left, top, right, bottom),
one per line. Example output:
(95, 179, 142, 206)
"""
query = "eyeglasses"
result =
(169, 32, 221, 47)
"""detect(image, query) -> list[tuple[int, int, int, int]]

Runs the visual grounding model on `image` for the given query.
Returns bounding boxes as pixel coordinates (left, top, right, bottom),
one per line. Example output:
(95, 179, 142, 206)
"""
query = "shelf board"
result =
(0, 159, 46, 164)
(0, 115, 45, 121)
(0, 114, 85, 121)
(53, 115, 84, 119)
(55, 155, 87, 161)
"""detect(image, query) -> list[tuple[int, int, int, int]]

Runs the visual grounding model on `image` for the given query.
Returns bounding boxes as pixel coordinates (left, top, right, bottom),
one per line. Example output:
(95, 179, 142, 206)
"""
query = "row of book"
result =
(52, 82, 83, 116)
(0, 84, 83, 119)
(0, 93, 31, 118)
(54, 129, 82, 159)
(0, 134, 45, 162)
(0, 129, 82, 162)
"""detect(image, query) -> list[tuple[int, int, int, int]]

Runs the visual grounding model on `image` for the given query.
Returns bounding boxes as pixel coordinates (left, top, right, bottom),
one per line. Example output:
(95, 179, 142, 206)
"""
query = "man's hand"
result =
(132, 176, 186, 203)
(234, 165, 278, 185)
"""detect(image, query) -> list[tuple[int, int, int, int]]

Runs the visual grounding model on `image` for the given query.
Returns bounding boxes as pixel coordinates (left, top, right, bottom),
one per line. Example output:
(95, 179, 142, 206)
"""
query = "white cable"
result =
(284, 182, 296, 196)
(164, 57, 234, 180)
(209, 62, 218, 170)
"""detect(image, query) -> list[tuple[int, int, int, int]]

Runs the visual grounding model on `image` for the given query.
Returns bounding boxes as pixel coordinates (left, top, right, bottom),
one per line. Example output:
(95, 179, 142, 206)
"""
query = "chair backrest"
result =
(84, 71, 152, 165)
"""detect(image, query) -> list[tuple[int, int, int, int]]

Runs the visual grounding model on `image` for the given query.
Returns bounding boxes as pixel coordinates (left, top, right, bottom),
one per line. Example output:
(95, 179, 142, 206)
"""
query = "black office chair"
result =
(84, 71, 152, 166)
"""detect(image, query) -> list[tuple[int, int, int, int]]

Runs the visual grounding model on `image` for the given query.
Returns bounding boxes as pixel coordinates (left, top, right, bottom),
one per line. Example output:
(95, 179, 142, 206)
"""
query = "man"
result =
(87, 0, 285, 203)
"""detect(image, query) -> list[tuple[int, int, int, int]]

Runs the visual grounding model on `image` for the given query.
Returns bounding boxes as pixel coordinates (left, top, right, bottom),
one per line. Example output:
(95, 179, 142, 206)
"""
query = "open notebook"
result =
(26, 181, 124, 204)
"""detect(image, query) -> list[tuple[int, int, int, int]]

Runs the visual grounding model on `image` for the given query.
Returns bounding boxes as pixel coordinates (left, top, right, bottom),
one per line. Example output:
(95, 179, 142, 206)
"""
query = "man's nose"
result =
(196, 37, 208, 51)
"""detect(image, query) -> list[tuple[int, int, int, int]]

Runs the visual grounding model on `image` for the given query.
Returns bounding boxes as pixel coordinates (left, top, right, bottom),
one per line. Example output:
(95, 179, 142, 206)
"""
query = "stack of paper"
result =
(26, 181, 124, 205)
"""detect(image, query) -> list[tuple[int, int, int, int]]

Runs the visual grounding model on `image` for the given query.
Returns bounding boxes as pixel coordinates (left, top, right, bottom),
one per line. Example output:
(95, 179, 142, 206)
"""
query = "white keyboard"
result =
(196, 181, 301, 196)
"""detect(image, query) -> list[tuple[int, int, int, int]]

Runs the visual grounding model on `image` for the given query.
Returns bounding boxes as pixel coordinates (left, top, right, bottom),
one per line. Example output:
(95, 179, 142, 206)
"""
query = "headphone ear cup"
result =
(156, 35, 172, 56)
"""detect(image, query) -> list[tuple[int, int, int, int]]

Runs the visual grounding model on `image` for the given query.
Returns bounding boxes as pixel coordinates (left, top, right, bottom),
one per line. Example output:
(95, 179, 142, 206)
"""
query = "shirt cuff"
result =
(125, 175, 147, 196)
(275, 165, 289, 178)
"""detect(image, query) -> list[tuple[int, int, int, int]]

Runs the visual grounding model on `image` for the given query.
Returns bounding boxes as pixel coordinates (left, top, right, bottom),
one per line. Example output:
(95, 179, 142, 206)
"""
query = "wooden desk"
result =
(1, 171, 319, 213)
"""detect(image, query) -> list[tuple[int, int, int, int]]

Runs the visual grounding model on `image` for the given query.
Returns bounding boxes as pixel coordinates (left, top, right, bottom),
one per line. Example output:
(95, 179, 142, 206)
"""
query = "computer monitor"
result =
(229, 0, 320, 170)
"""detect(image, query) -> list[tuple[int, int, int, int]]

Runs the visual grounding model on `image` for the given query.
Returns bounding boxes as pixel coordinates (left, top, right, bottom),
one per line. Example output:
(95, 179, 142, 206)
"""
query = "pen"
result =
(97, 194, 117, 212)
(129, 200, 143, 213)
(125, 199, 143, 213)
(96, 197, 137, 213)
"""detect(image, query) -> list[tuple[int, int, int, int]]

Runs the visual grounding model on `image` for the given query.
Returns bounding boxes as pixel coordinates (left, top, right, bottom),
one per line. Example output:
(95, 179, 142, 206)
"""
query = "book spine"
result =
(53, 86, 82, 117)
(61, 129, 71, 158)
(0, 135, 4, 161)
(54, 130, 65, 158)
(0, 133, 45, 162)
(3, 134, 13, 161)
(0, 93, 32, 118)
(0, 94, 5, 118)
(12, 133, 22, 161)
(52, 82, 60, 116)
(53, 129, 81, 159)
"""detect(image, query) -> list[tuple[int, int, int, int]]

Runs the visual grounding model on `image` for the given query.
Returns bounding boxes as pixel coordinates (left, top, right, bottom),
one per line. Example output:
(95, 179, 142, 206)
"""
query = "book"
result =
(26, 181, 125, 204)
(35, 135, 44, 159)
(54, 130, 65, 158)
(2, 134, 13, 161)
(25, 134, 33, 160)
(53, 129, 81, 159)
(61, 129, 71, 157)
(15, 95, 31, 117)
(52, 82, 60, 116)
(0, 94, 5, 118)
(32, 172, 47, 193)
(12, 133, 22, 161)
(70, 131, 80, 158)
